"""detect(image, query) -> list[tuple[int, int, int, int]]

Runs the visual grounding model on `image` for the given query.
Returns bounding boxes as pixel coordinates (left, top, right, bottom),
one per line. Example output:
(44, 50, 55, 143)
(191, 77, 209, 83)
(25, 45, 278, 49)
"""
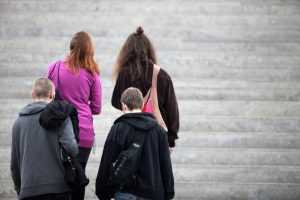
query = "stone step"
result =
(2, 147, 300, 166)
(2, 13, 300, 29)
(5, 83, 300, 101)
(1, 0, 300, 199)
(1, 52, 300, 67)
(164, 67, 300, 80)
(1, 0, 299, 16)
(173, 79, 300, 89)
(2, 130, 300, 149)
(0, 61, 300, 79)
(1, 26, 300, 42)
(173, 182, 300, 200)
(179, 101, 300, 117)
(2, 61, 299, 76)
(174, 132, 300, 149)
(2, 64, 300, 80)
(2, 113, 300, 133)
(1, 63, 300, 81)
(2, 163, 300, 184)
(0, 101, 119, 118)
(2, 38, 300, 54)
(175, 88, 300, 101)
(1, 181, 300, 200)
(2, 99, 300, 118)
(1, 93, 300, 134)
(98, 164, 300, 183)
(1, 1, 299, 16)
(2, 77, 300, 90)
(179, 116, 300, 133)
(1, 77, 300, 101)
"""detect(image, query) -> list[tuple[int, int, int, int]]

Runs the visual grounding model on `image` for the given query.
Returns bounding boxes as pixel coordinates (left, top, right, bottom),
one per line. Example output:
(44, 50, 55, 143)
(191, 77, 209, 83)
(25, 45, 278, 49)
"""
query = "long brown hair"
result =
(113, 26, 157, 80)
(67, 31, 99, 75)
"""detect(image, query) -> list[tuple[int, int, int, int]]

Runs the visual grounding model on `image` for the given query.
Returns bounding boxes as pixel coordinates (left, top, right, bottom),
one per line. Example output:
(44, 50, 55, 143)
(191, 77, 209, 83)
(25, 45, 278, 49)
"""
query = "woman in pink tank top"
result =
(111, 27, 179, 150)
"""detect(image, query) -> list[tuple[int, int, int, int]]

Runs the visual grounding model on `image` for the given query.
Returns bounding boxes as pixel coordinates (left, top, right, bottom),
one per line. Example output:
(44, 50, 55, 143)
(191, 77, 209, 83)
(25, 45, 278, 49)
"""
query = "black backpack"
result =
(109, 131, 148, 189)
(60, 146, 89, 190)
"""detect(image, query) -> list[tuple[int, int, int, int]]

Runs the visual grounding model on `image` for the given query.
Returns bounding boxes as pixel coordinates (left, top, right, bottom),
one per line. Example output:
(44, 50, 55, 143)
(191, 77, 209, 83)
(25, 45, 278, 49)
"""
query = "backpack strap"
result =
(47, 61, 61, 90)
(47, 62, 58, 79)
(150, 64, 168, 131)
(57, 62, 60, 89)
(135, 130, 149, 159)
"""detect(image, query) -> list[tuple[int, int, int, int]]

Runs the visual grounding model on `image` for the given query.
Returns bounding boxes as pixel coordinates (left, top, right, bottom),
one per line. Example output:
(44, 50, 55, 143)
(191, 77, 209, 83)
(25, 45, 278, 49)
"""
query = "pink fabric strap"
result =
(143, 65, 168, 131)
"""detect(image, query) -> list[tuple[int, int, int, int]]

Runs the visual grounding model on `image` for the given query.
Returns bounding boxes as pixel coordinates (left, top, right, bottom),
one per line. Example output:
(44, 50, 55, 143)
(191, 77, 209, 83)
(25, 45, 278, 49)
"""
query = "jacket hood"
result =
(114, 112, 158, 131)
(39, 100, 74, 130)
(19, 101, 47, 116)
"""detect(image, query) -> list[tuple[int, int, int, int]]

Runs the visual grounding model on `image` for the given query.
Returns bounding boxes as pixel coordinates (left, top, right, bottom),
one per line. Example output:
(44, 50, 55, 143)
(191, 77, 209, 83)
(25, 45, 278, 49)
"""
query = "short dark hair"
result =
(33, 78, 54, 98)
(121, 87, 143, 110)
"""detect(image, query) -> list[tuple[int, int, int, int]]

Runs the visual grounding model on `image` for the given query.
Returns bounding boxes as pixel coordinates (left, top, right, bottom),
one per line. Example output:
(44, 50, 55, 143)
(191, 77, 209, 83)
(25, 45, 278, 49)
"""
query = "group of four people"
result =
(10, 27, 180, 200)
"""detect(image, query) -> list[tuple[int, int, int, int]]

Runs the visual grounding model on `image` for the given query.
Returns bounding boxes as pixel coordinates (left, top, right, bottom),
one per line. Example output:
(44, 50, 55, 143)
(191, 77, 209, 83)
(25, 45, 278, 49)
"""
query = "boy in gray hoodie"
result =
(10, 78, 78, 200)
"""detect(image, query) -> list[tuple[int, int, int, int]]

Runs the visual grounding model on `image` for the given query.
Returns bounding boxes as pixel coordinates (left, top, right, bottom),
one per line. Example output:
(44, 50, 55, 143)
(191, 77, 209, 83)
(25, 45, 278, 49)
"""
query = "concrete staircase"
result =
(1, 0, 300, 199)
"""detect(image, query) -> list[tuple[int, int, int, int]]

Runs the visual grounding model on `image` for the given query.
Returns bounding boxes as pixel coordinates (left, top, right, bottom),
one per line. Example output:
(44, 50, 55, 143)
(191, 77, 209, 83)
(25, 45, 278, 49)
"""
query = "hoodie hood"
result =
(19, 101, 47, 116)
(114, 112, 158, 131)
(39, 100, 73, 130)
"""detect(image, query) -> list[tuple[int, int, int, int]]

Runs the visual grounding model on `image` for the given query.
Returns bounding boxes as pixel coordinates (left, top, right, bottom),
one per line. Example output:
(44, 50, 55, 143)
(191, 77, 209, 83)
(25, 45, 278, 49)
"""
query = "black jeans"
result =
(71, 161, 87, 200)
(23, 193, 70, 200)
(71, 147, 91, 200)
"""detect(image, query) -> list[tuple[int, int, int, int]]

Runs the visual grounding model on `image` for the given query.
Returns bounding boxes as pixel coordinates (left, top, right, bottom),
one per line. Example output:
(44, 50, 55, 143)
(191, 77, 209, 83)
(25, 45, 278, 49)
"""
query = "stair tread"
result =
(1, 0, 300, 198)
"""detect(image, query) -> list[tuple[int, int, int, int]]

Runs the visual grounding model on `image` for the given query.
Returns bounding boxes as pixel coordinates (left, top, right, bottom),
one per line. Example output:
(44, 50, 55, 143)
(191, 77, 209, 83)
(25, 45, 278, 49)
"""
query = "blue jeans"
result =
(23, 193, 70, 200)
(114, 191, 150, 200)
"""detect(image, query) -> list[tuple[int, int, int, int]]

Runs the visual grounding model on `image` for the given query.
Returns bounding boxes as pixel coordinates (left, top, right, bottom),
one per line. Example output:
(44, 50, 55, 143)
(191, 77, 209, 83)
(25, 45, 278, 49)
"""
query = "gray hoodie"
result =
(10, 101, 78, 199)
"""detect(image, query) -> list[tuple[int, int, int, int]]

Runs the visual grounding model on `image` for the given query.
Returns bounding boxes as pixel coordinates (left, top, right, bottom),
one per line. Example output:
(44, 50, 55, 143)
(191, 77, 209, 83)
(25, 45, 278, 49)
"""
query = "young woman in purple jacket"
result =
(47, 31, 102, 200)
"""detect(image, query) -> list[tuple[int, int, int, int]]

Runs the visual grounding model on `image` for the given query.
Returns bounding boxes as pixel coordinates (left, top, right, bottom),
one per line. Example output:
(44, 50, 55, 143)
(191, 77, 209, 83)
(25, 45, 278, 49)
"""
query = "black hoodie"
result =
(95, 112, 174, 200)
(111, 63, 180, 147)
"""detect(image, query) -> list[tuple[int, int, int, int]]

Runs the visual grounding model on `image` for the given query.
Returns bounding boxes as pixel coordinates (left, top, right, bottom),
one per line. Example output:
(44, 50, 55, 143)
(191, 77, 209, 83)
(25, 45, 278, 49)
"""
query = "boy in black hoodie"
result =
(95, 87, 174, 200)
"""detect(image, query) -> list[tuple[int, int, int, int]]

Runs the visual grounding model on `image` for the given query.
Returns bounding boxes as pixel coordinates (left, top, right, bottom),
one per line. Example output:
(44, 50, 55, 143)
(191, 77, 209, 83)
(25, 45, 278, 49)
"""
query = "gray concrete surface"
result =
(1, 0, 300, 199)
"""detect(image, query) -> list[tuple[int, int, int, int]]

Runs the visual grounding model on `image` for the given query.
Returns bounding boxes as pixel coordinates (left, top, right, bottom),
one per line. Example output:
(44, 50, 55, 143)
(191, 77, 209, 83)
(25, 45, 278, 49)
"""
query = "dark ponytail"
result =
(135, 26, 144, 35)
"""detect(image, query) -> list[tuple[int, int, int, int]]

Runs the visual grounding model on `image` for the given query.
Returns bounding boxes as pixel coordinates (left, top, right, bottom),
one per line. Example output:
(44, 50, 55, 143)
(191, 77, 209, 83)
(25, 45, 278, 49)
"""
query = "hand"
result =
(169, 147, 174, 154)
(160, 123, 168, 132)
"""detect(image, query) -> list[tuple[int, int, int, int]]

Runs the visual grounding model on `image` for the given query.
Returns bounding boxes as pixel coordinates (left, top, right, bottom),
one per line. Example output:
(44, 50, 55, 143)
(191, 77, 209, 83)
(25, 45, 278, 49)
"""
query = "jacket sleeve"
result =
(96, 126, 121, 200)
(164, 79, 179, 147)
(10, 121, 21, 195)
(59, 117, 78, 158)
(159, 128, 175, 200)
(89, 74, 102, 115)
(111, 72, 127, 110)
